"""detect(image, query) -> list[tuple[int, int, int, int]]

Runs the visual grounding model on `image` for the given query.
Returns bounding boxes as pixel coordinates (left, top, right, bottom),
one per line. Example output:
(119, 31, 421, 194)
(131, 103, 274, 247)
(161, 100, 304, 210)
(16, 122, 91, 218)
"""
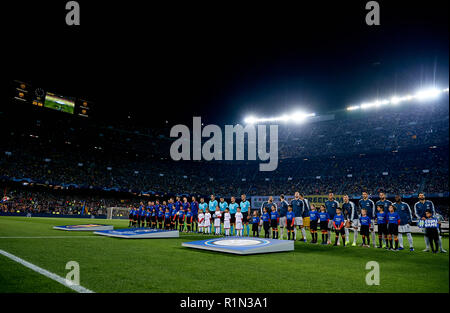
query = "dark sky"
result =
(3, 1, 449, 126)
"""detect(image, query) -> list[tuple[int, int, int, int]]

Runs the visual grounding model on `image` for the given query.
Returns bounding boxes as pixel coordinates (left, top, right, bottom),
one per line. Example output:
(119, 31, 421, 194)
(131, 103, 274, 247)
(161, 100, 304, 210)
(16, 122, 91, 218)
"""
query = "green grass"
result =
(44, 99, 74, 114)
(0, 216, 448, 293)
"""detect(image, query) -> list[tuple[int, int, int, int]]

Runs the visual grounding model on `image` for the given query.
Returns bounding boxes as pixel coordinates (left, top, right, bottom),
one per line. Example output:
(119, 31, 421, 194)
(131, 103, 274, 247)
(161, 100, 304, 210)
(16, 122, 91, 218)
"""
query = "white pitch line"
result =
(0, 249, 94, 293)
(0, 236, 105, 239)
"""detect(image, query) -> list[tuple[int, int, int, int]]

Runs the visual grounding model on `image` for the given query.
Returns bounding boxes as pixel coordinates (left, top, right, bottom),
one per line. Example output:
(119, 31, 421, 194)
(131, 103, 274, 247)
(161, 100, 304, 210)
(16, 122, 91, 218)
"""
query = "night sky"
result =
(3, 1, 449, 126)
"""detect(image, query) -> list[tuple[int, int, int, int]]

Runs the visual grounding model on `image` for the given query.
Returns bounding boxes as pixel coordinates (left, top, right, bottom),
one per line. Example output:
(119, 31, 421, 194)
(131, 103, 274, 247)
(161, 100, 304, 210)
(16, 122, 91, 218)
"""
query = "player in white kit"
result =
(214, 207, 222, 235)
(203, 208, 211, 234)
(235, 207, 244, 236)
(198, 210, 205, 234)
(223, 208, 231, 236)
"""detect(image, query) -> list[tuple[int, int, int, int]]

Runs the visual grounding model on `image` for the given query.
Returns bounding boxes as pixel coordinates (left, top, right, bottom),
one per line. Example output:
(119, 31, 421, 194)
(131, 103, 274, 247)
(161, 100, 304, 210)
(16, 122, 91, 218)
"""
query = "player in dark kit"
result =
(157, 206, 164, 229)
(151, 207, 157, 229)
(309, 205, 319, 243)
(191, 196, 199, 232)
(359, 209, 371, 247)
(424, 210, 441, 253)
(164, 208, 171, 230)
(133, 207, 139, 227)
(262, 207, 271, 238)
(387, 205, 400, 250)
(145, 208, 151, 227)
(138, 202, 145, 228)
(178, 206, 185, 232)
(318, 205, 330, 245)
(270, 205, 279, 239)
(286, 205, 296, 241)
(128, 207, 135, 227)
(376, 204, 388, 248)
(170, 204, 178, 230)
(251, 211, 260, 237)
(332, 208, 346, 246)
(185, 208, 193, 232)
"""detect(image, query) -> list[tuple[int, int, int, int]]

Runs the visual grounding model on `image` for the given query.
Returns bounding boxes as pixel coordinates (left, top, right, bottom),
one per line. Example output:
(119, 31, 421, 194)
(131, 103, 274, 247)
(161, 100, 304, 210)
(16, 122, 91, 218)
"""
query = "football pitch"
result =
(0, 216, 448, 293)
(44, 99, 74, 114)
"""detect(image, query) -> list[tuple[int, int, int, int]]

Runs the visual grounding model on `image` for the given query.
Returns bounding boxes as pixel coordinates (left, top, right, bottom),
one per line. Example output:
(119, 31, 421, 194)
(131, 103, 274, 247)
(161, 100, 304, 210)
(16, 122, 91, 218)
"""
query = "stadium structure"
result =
(0, 82, 448, 294)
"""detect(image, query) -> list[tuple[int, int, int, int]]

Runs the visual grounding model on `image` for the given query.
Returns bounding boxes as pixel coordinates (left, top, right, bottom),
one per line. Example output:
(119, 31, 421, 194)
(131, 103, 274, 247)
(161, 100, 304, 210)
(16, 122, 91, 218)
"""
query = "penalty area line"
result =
(0, 249, 95, 293)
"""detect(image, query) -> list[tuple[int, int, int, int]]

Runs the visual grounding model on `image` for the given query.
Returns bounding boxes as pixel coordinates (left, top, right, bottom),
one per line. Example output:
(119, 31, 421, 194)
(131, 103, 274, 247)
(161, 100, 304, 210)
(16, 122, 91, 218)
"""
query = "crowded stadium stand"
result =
(0, 93, 448, 219)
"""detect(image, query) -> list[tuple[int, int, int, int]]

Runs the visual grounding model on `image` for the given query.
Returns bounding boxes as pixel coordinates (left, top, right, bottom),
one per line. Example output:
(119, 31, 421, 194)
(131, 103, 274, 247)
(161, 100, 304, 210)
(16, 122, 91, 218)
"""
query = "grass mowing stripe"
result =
(0, 249, 94, 293)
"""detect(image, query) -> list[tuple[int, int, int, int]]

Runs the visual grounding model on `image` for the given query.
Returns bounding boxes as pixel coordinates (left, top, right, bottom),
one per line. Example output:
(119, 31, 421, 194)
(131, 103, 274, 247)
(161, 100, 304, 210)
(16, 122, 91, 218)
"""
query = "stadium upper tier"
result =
(0, 97, 448, 197)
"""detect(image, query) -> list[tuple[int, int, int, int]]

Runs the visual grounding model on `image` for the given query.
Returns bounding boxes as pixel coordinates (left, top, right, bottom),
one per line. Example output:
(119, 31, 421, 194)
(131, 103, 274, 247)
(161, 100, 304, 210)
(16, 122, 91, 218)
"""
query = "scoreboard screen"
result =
(12, 80, 92, 118)
(44, 93, 75, 114)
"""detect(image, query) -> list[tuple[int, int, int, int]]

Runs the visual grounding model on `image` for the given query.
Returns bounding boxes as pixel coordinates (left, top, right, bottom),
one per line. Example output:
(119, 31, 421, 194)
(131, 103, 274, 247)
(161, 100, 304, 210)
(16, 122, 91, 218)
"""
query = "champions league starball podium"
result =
(182, 237, 294, 255)
(94, 228, 179, 239)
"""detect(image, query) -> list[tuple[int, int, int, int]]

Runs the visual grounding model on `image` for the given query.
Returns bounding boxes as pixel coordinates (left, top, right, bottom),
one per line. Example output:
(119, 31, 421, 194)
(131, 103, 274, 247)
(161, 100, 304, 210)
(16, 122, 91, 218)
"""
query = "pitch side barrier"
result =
(0, 212, 107, 219)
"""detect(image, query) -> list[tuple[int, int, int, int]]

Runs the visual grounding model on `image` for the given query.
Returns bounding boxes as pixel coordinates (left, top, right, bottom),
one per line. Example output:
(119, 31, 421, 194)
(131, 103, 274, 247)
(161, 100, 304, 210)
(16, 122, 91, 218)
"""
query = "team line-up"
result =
(127, 192, 446, 253)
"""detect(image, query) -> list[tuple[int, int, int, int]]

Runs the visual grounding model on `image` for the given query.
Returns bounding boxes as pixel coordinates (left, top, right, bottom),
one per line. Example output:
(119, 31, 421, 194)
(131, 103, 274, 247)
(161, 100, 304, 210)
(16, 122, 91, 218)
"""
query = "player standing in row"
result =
(203, 208, 211, 234)
(318, 205, 330, 244)
(219, 197, 228, 233)
(164, 207, 171, 230)
(191, 196, 199, 233)
(138, 202, 146, 228)
(129, 206, 135, 227)
(175, 196, 182, 212)
(299, 193, 310, 240)
(333, 208, 346, 246)
(262, 207, 271, 238)
(270, 204, 279, 239)
(358, 192, 376, 248)
(223, 208, 231, 236)
(291, 192, 305, 242)
(376, 192, 392, 212)
(260, 196, 276, 235)
(198, 198, 208, 233)
(213, 206, 222, 235)
(393, 195, 414, 251)
(414, 193, 446, 253)
(170, 201, 178, 230)
(235, 207, 244, 236)
(198, 209, 205, 234)
(286, 205, 296, 240)
(279, 195, 289, 240)
(309, 205, 319, 243)
(423, 210, 441, 253)
(341, 195, 355, 245)
(251, 211, 260, 237)
(376, 204, 388, 248)
(208, 195, 218, 234)
(359, 209, 372, 247)
(325, 193, 340, 244)
(157, 204, 164, 229)
(240, 194, 251, 236)
(228, 197, 238, 235)
(387, 205, 400, 250)
(185, 207, 193, 232)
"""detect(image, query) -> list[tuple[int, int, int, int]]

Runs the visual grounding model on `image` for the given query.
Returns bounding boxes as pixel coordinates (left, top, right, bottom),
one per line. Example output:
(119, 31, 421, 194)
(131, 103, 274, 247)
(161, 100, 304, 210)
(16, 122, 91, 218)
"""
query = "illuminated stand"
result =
(94, 228, 179, 239)
(53, 224, 114, 231)
(182, 237, 294, 255)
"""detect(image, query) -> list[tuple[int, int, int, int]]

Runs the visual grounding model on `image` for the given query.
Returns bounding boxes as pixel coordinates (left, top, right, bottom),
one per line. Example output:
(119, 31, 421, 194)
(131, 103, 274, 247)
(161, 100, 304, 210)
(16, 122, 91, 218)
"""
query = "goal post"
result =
(106, 207, 129, 220)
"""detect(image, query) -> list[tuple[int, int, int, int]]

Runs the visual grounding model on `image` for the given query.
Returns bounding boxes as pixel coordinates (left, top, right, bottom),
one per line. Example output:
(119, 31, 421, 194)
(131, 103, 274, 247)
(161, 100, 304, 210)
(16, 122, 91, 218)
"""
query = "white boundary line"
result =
(0, 249, 94, 293)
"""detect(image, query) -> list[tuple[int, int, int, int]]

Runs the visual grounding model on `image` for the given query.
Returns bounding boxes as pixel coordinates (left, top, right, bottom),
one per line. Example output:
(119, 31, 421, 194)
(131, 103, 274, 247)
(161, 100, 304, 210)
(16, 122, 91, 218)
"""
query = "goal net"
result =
(106, 207, 130, 220)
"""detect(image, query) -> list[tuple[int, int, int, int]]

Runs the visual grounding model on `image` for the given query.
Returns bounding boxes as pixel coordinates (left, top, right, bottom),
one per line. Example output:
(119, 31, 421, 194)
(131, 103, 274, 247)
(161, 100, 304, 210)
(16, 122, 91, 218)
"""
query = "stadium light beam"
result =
(347, 86, 449, 111)
(243, 112, 315, 124)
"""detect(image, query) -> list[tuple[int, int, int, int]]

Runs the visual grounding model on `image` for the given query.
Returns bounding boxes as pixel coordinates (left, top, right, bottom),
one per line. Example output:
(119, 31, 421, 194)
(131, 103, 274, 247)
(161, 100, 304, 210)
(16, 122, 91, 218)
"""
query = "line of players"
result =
(127, 192, 446, 253)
